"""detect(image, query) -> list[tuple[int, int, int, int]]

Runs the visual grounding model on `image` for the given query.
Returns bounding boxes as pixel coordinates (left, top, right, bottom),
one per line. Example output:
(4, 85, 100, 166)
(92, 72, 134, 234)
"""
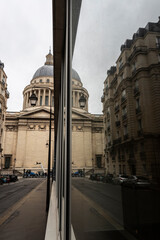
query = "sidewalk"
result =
(0, 179, 47, 240)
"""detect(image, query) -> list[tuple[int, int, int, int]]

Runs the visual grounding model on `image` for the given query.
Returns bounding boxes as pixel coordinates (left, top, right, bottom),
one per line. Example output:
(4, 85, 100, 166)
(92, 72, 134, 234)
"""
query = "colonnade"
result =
(23, 88, 54, 109)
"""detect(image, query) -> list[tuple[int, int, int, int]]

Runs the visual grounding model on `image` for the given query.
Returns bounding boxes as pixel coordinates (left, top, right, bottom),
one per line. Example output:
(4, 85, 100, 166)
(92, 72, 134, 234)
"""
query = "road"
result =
(71, 178, 139, 240)
(72, 177, 123, 225)
(0, 178, 46, 218)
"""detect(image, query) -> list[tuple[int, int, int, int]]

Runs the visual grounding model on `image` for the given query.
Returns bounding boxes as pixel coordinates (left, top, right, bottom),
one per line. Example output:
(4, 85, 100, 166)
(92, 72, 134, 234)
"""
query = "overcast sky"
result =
(1, 0, 160, 113)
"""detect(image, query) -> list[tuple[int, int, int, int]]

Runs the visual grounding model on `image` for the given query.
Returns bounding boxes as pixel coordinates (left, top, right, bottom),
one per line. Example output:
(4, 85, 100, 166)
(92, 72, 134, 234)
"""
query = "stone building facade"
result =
(0, 61, 9, 170)
(2, 52, 104, 174)
(102, 18, 160, 180)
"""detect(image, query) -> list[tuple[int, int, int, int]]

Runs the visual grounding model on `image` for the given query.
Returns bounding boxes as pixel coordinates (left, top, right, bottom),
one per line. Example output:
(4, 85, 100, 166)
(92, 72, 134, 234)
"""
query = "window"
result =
(123, 125, 128, 135)
(119, 58, 123, 70)
(117, 131, 119, 138)
(138, 119, 142, 130)
(156, 36, 160, 48)
(122, 89, 126, 97)
(122, 106, 127, 115)
(5, 156, 11, 169)
(132, 61, 136, 72)
(46, 79, 50, 83)
(120, 73, 124, 81)
(40, 79, 42, 83)
(96, 155, 102, 168)
(45, 96, 49, 106)
(135, 79, 139, 88)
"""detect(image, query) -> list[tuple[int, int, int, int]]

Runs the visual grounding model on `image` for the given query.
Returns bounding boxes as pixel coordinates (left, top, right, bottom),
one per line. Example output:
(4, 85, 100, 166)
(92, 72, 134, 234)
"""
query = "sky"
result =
(1, 0, 160, 114)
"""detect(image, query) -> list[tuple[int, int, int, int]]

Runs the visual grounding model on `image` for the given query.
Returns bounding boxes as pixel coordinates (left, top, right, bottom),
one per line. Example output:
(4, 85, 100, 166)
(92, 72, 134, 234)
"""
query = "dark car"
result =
(122, 175, 151, 188)
(90, 173, 104, 181)
(0, 177, 3, 185)
(8, 175, 18, 182)
(103, 173, 114, 183)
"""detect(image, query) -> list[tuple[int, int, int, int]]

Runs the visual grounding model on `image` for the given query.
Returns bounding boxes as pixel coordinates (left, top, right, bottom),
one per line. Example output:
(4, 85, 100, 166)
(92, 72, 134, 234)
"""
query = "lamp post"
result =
(29, 88, 52, 212)
(79, 94, 86, 108)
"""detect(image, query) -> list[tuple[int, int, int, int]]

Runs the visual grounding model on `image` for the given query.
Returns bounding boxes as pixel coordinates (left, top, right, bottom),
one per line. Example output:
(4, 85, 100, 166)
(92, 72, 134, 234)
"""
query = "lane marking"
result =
(0, 180, 46, 226)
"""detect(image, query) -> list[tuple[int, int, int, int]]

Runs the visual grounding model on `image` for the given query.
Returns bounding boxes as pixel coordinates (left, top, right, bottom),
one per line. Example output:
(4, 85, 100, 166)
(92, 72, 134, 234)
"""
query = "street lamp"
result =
(29, 88, 52, 212)
(79, 94, 86, 108)
(29, 90, 38, 106)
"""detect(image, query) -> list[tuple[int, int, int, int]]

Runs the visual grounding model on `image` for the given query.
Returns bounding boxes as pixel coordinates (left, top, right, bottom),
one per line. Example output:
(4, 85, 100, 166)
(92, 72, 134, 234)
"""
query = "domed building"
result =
(2, 52, 104, 174)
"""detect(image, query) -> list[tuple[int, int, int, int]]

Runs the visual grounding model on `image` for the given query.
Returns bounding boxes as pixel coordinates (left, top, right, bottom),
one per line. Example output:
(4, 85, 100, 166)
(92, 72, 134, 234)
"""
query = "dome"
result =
(72, 69, 81, 82)
(32, 65, 53, 80)
(32, 65, 81, 82)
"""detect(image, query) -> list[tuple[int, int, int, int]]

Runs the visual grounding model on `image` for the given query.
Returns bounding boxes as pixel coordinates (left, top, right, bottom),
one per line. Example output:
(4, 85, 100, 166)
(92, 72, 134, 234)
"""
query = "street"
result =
(0, 178, 47, 240)
(0, 178, 45, 218)
(71, 178, 137, 240)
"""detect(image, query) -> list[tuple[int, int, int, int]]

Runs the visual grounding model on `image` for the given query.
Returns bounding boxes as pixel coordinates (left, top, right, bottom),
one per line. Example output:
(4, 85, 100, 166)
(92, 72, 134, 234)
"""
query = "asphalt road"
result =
(72, 177, 124, 225)
(0, 178, 46, 217)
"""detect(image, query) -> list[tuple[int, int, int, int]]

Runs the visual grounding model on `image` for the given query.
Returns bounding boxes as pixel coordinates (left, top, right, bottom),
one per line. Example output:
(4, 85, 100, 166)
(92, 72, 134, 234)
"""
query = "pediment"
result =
(72, 109, 91, 120)
(19, 108, 53, 119)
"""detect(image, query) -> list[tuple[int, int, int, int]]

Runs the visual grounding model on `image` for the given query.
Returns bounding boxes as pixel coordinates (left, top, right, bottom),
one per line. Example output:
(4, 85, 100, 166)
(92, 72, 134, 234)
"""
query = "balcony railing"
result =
(136, 106, 141, 114)
(114, 105, 119, 112)
(115, 120, 121, 127)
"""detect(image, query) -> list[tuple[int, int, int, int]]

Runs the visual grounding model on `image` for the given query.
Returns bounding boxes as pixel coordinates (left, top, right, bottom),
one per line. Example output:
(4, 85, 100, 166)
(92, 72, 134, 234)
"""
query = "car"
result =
(113, 174, 128, 185)
(122, 175, 151, 188)
(0, 177, 3, 185)
(0, 175, 10, 183)
(103, 173, 114, 183)
(8, 175, 18, 182)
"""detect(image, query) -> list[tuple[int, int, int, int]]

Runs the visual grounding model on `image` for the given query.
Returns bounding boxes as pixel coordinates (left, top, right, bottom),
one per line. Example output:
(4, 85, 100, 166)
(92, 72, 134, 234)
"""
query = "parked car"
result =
(8, 175, 18, 182)
(0, 176, 3, 185)
(113, 174, 128, 185)
(122, 175, 151, 188)
(0, 175, 10, 183)
(103, 173, 114, 183)
(89, 173, 104, 181)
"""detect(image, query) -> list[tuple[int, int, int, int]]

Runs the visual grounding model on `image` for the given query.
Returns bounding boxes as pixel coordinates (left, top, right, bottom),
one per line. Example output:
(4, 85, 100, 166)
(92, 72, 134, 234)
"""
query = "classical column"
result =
(73, 91, 75, 107)
(43, 89, 46, 106)
(48, 90, 51, 107)
(38, 90, 41, 106)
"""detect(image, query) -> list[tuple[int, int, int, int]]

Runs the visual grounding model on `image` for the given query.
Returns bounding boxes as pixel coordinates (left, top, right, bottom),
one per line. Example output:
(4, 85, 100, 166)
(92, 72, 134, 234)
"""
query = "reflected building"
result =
(102, 17, 160, 181)
(0, 60, 9, 170)
(2, 52, 104, 173)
